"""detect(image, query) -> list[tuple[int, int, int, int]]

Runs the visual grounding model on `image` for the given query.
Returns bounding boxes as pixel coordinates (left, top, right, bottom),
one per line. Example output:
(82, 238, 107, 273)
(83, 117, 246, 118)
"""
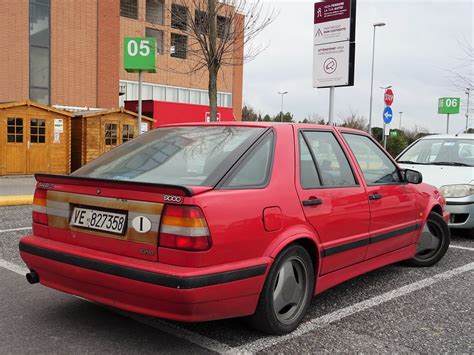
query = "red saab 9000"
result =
(19, 123, 450, 334)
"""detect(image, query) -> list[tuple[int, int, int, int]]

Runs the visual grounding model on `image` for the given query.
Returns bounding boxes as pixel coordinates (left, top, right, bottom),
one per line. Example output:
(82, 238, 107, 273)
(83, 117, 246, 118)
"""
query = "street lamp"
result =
(278, 91, 288, 122)
(466, 88, 471, 132)
(368, 22, 386, 135)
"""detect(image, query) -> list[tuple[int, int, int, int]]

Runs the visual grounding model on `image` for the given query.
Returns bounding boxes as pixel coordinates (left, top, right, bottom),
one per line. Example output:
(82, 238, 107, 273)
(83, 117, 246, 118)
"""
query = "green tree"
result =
(242, 105, 258, 121)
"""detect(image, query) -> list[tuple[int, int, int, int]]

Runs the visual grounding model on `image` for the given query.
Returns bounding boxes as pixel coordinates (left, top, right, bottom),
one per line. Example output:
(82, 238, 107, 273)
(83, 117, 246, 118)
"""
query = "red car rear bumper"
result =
(19, 235, 270, 322)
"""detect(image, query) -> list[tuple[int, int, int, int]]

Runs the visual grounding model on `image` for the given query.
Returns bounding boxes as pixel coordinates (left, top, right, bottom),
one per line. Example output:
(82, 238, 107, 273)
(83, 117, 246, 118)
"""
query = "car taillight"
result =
(159, 205, 211, 251)
(32, 188, 48, 225)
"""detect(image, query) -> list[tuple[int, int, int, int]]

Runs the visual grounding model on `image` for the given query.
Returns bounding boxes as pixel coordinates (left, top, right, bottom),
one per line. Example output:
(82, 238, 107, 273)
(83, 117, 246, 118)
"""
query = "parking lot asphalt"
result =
(1, 205, 473, 354)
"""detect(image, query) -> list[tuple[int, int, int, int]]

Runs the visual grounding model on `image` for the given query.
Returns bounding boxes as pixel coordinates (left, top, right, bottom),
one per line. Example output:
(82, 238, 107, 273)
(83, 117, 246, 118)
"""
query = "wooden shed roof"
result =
(74, 107, 153, 122)
(0, 100, 75, 117)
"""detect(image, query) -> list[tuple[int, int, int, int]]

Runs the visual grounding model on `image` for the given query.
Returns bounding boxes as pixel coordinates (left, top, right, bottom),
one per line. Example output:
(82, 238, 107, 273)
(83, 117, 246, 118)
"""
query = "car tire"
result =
(404, 212, 450, 267)
(247, 244, 314, 335)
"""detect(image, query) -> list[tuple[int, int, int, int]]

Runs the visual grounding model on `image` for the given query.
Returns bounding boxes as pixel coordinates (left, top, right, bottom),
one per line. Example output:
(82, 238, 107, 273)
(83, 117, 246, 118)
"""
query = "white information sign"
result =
(314, 18, 350, 46)
(54, 119, 64, 133)
(141, 122, 149, 133)
(313, 41, 350, 88)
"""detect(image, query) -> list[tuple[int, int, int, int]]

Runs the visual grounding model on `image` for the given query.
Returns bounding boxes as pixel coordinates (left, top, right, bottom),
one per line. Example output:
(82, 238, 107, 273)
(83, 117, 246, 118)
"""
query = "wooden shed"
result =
(71, 108, 153, 171)
(0, 100, 73, 176)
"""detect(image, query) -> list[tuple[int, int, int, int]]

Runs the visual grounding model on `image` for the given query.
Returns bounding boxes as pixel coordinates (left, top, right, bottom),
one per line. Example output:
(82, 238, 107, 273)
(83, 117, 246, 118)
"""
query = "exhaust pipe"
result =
(26, 270, 40, 284)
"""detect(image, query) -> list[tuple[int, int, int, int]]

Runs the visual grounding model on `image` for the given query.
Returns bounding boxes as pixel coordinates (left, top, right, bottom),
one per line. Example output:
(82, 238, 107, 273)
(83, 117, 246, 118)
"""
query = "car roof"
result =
(418, 134, 474, 140)
(156, 122, 369, 135)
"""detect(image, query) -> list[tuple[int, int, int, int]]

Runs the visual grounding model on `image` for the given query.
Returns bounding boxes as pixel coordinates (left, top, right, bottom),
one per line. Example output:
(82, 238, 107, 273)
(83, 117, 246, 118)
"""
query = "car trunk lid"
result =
(33, 174, 201, 262)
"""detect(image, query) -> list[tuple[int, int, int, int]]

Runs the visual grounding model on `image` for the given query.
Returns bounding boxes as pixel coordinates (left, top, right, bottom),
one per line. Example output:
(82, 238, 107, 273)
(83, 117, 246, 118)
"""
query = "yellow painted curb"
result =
(0, 195, 34, 206)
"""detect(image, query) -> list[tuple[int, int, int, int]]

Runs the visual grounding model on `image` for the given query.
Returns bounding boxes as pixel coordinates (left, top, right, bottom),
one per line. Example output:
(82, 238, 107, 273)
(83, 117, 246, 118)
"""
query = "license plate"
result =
(70, 207, 127, 235)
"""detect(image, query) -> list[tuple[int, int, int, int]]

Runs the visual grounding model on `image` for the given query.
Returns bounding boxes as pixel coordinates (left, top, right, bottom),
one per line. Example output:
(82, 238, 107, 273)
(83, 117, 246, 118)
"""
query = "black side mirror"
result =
(404, 169, 423, 184)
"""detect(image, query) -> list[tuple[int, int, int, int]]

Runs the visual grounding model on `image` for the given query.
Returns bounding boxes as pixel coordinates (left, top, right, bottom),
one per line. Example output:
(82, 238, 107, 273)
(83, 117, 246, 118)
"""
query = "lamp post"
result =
(368, 22, 386, 135)
(466, 88, 471, 132)
(278, 91, 288, 122)
(399, 111, 403, 130)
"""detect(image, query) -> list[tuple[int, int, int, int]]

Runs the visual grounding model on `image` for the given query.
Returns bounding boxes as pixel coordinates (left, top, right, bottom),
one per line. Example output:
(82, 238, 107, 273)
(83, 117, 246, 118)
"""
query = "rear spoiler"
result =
(35, 174, 194, 197)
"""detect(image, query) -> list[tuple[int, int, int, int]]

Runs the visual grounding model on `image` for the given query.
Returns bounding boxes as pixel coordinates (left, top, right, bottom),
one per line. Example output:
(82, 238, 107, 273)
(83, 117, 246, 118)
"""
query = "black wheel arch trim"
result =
(19, 242, 268, 289)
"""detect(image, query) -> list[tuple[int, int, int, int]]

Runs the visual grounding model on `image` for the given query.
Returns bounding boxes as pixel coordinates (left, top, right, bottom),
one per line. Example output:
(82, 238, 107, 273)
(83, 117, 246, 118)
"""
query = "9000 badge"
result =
(163, 195, 182, 203)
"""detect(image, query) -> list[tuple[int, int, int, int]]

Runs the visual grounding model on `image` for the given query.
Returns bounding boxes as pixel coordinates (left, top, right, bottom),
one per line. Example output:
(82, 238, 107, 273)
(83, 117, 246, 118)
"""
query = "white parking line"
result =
(1, 256, 473, 354)
(0, 258, 28, 275)
(450, 245, 474, 252)
(114, 311, 234, 353)
(0, 227, 32, 234)
(0, 256, 233, 353)
(233, 262, 474, 354)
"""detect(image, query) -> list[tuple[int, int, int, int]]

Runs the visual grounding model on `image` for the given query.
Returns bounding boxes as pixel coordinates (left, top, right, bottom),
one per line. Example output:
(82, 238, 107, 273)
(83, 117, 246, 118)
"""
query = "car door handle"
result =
(302, 198, 323, 206)
(369, 193, 383, 201)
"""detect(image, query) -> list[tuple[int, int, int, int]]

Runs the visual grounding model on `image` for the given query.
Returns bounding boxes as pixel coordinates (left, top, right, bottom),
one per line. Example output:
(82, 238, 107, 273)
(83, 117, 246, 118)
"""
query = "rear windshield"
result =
(72, 126, 265, 186)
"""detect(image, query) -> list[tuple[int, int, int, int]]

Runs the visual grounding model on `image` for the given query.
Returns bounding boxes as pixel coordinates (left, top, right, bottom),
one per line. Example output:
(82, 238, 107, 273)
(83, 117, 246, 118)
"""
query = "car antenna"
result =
(454, 128, 466, 137)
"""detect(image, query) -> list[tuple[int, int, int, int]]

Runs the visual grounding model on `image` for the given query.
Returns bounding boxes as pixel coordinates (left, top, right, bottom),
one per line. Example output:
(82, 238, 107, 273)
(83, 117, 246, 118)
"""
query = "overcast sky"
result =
(242, 0, 473, 133)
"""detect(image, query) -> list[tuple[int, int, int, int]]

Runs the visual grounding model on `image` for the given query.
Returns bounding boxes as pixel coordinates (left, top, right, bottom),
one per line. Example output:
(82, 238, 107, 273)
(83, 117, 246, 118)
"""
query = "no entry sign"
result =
(384, 89, 394, 106)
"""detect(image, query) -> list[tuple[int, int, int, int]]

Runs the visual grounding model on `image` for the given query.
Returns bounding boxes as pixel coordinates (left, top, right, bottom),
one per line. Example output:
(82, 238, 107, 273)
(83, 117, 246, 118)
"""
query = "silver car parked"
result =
(397, 134, 474, 237)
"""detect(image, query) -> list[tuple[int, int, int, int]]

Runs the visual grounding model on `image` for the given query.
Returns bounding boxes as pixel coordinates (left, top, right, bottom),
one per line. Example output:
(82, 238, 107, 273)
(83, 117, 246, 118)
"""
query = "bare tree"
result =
(338, 109, 368, 131)
(152, 0, 275, 122)
(447, 38, 473, 91)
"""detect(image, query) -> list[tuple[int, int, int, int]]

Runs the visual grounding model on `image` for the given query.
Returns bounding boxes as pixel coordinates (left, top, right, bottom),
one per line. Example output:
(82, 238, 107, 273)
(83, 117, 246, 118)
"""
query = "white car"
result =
(397, 134, 474, 237)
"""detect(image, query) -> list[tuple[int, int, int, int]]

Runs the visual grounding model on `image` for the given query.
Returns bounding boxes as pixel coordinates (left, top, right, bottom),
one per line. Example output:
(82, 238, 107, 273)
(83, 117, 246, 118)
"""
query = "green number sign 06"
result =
(124, 37, 157, 73)
(438, 97, 460, 114)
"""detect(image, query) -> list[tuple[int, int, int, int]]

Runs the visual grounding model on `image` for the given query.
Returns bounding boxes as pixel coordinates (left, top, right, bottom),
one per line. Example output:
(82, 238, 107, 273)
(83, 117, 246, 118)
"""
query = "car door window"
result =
(223, 133, 274, 188)
(300, 131, 356, 188)
(343, 133, 401, 185)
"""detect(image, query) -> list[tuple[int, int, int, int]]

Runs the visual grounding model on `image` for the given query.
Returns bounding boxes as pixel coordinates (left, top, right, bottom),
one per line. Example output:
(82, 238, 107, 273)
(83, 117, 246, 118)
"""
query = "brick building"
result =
(0, 0, 243, 121)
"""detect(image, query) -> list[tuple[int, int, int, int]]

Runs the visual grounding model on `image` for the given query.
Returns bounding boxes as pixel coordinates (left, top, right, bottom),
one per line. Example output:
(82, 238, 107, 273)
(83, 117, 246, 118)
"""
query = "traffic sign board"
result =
(124, 37, 157, 73)
(438, 97, 460, 114)
(384, 89, 394, 106)
(383, 107, 393, 124)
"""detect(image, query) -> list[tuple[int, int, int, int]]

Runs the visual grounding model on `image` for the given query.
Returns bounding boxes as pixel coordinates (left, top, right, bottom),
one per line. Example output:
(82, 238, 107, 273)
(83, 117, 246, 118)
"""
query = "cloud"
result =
(243, 0, 473, 133)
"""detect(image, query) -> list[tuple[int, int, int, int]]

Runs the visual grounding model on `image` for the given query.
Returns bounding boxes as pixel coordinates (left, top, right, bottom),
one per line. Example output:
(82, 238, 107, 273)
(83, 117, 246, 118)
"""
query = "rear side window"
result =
(73, 126, 265, 186)
(300, 131, 356, 188)
(223, 133, 274, 189)
(343, 133, 401, 185)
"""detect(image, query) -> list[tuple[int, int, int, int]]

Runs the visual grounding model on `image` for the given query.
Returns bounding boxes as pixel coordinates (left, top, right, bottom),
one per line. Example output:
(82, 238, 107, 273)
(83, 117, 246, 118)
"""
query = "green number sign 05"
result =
(438, 97, 460, 115)
(124, 37, 157, 73)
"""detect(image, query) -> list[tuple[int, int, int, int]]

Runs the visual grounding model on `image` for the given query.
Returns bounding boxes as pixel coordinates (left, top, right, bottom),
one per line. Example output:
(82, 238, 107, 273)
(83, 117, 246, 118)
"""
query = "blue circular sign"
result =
(383, 107, 393, 124)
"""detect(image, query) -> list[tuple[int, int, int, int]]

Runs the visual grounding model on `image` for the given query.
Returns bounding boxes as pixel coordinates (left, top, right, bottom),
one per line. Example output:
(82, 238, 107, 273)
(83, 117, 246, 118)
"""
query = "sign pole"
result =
(138, 70, 143, 135)
(446, 113, 450, 134)
(383, 122, 387, 148)
(328, 87, 335, 125)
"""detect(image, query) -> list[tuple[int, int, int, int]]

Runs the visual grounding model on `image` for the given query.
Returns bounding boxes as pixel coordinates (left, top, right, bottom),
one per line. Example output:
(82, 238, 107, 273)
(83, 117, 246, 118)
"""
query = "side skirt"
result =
(315, 243, 416, 295)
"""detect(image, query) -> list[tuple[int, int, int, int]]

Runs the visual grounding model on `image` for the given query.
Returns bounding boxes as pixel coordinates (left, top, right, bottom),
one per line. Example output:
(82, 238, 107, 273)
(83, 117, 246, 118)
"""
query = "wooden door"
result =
(27, 116, 49, 174)
(5, 116, 27, 174)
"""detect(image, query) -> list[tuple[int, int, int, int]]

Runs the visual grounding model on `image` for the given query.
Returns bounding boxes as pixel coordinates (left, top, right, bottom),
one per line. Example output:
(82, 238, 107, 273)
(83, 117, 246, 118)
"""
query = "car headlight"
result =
(439, 184, 474, 198)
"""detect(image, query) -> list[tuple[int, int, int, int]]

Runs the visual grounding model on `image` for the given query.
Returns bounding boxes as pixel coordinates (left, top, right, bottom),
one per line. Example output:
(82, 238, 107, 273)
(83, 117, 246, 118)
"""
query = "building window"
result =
(195, 10, 208, 34)
(120, 0, 138, 19)
(30, 119, 46, 143)
(217, 16, 231, 39)
(146, 0, 164, 24)
(7, 118, 24, 143)
(29, 0, 50, 106)
(105, 123, 118, 146)
(171, 33, 187, 59)
(178, 89, 190, 103)
(145, 28, 164, 55)
(120, 80, 232, 107)
(171, 4, 188, 30)
(153, 86, 166, 100)
(166, 87, 178, 102)
(122, 124, 135, 143)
